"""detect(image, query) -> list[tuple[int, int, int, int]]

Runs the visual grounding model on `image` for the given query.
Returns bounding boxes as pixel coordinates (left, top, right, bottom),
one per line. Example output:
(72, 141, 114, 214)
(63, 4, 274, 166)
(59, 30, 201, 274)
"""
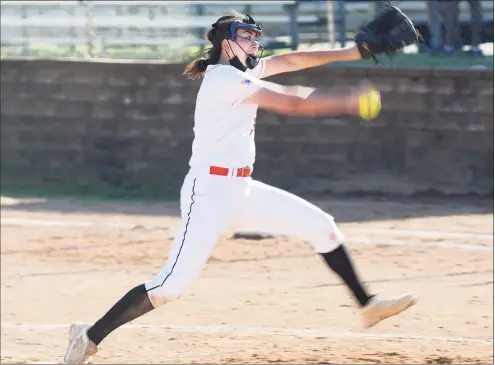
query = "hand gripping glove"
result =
(354, 4, 422, 64)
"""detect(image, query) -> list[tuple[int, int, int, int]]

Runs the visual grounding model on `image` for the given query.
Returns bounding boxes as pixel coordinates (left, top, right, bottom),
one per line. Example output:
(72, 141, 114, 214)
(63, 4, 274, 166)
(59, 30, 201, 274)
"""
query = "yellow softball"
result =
(358, 87, 381, 120)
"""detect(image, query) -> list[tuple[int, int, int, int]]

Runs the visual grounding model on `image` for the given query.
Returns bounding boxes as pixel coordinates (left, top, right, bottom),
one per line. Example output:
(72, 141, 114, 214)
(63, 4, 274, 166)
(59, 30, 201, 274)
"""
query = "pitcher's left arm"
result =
(261, 4, 421, 79)
(261, 45, 362, 79)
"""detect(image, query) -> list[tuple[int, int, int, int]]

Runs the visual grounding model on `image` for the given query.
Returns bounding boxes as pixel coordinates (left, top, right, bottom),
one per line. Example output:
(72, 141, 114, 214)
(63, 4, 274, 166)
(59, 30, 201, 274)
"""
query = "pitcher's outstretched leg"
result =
(232, 179, 416, 328)
(320, 243, 416, 328)
(63, 283, 153, 364)
(63, 172, 236, 363)
(320, 244, 373, 307)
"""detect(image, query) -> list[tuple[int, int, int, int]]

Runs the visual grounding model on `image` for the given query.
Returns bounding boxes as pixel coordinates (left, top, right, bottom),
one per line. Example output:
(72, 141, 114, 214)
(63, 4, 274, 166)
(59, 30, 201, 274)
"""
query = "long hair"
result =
(183, 11, 248, 80)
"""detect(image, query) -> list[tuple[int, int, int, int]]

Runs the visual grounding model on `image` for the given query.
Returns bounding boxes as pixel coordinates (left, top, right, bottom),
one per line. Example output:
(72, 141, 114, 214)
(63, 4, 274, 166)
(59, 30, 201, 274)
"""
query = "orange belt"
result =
(209, 166, 252, 177)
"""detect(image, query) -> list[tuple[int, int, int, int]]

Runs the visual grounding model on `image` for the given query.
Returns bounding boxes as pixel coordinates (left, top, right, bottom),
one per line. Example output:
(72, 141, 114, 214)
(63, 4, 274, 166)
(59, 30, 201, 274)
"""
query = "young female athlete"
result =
(64, 11, 416, 364)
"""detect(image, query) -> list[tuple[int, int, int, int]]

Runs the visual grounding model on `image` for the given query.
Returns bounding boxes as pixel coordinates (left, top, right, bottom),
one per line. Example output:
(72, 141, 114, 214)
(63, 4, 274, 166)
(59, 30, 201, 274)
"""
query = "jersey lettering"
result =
(250, 114, 257, 136)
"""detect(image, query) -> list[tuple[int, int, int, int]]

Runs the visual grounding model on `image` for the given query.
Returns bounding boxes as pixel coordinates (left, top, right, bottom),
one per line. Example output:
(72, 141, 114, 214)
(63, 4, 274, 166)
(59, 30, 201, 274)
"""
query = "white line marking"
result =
(0, 218, 492, 347)
(1, 217, 132, 229)
(2, 216, 492, 239)
(353, 238, 493, 252)
(1, 322, 491, 345)
(348, 227, 493, 240)
(1, 217, 493, 252)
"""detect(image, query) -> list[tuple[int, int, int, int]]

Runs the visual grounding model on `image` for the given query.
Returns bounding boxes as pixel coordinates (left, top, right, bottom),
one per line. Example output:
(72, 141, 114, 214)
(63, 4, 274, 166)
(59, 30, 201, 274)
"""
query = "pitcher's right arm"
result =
(243, 80, 374, 118)
(207, 66, 378, 119)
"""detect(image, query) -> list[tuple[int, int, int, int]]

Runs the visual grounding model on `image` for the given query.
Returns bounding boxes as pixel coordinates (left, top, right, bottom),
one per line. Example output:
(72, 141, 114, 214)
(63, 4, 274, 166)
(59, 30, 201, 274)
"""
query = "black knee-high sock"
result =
(320, 245, 373, 307)
(87, 284, 154, 346)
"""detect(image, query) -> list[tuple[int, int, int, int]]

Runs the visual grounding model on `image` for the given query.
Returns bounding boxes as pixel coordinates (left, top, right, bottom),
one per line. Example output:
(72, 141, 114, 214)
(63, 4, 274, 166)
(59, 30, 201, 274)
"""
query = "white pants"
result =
(145, 167, 345, 307)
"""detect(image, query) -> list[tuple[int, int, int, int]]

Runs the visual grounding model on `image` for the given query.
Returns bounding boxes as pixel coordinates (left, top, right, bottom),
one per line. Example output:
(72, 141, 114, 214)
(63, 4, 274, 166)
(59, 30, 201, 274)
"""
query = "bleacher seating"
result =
(1, 1, 493, 59)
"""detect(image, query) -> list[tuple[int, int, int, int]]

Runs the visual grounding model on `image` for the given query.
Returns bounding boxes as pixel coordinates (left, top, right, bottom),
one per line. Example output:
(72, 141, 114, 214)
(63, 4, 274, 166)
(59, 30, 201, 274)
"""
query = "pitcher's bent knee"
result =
(146, 287, 181, 308)
(310, 213, 346, 254)
(144, 273, 187, 308)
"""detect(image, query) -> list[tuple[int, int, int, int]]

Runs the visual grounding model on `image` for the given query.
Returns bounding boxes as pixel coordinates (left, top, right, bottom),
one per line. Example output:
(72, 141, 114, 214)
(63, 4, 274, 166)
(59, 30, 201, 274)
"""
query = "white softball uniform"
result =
(145, 60, 345, 307)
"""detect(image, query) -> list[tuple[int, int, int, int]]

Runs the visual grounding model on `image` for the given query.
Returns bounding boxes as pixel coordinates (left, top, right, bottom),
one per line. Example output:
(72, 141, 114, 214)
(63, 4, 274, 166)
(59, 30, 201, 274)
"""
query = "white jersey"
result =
(188, 59, 266, 169)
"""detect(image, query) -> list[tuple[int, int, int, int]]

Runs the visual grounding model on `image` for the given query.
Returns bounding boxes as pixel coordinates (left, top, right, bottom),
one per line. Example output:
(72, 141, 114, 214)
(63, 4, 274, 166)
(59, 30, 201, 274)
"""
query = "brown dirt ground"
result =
(1, 195, 493, 364)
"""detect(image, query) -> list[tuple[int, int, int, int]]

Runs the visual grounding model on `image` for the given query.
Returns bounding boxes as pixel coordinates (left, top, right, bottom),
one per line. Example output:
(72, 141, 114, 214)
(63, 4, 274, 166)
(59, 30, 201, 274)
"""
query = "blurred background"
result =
(1, 0, 493, 68)
(0, 1, 493, 198)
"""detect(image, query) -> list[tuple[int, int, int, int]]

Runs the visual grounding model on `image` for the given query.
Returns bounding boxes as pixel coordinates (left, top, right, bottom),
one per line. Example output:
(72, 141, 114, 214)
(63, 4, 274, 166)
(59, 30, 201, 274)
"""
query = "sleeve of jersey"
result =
(214, 67, 264, 107)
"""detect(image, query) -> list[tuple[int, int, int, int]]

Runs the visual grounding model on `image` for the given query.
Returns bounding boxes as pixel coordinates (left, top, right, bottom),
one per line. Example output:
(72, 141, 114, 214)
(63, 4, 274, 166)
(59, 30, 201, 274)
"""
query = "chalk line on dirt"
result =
(1, 322, 492, 345)
(2, 217, 492, 239)
(2, 217, 492, 252)
(348, 227, 493, 240)
(2, 217, 493, 238)
(354, 238, 493, 252)
(1, 217, 132, 229)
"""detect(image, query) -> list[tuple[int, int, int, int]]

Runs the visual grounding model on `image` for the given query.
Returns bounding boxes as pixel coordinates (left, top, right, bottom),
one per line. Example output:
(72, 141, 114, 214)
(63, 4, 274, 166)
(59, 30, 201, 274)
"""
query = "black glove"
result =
(354, 4, 421, 63)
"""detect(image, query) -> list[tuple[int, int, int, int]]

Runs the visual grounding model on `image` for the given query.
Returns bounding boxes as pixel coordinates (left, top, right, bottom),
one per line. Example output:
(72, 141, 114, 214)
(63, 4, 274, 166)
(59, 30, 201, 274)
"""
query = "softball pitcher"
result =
(64, 8, 420, 364)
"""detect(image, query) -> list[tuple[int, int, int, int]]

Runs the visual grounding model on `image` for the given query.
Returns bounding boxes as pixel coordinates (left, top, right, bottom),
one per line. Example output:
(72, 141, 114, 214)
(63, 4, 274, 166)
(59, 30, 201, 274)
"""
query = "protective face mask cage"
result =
(228, 22, 262, 42)
(210, 15, 263, 71)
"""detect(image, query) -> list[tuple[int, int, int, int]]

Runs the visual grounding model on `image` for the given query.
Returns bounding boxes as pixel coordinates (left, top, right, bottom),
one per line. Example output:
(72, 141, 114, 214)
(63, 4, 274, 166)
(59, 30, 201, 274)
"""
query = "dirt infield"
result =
(1, 195, 493, 364)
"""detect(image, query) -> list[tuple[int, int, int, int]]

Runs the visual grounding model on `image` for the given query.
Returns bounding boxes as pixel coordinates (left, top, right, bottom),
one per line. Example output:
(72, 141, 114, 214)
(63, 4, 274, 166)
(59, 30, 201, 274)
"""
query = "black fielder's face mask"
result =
(211, 15, 263, 72)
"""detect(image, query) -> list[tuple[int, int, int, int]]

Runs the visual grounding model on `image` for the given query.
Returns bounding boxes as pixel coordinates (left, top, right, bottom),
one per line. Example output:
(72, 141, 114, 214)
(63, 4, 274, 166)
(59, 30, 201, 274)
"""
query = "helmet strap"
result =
(225, 39, 261, 72)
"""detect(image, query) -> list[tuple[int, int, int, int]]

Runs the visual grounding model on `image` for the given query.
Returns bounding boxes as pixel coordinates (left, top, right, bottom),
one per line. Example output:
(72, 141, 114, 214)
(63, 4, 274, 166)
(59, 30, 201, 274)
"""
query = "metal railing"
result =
(1, 1, 311, 60)
(1, 1, 493, 60)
